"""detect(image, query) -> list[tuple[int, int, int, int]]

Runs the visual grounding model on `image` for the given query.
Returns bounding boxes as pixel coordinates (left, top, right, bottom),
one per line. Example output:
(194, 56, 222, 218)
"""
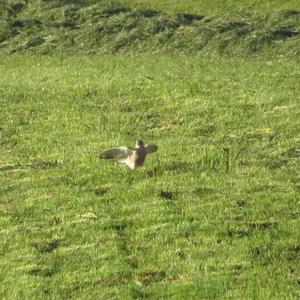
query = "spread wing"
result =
(100, 147, 132, 161)
(146, 144, 158, 154)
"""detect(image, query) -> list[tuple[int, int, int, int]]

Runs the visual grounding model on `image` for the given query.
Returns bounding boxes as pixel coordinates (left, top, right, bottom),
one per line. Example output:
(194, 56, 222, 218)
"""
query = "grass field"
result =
(0, 53, 299, 299)
(123, 0, 300, 14)
(1, 0, 300, 299)
(1, 1, 300, 56)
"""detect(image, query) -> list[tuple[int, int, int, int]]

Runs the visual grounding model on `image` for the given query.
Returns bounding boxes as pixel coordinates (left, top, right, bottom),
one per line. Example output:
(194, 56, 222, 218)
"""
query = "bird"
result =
(100, 140, 158, 169)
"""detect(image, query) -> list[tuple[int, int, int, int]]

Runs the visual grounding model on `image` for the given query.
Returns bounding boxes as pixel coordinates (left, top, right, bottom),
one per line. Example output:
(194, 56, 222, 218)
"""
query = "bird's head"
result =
(136, 140, 145, 147)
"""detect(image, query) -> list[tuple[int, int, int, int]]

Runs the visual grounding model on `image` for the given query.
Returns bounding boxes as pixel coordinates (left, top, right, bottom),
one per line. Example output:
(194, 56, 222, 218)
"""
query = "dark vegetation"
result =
(0, 0, 300, 55)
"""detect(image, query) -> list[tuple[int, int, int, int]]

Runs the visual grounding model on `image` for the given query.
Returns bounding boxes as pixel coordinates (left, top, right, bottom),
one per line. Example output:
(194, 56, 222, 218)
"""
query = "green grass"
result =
(123, 0, 300, 14)
(0, 53, 299, 299)
(1, 1, 300, 56)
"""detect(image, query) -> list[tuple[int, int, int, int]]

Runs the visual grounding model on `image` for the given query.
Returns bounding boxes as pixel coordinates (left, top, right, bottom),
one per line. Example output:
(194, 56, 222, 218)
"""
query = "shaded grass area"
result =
(0, 54, 299, 298)
(0, 1, 300, 56)
(123, 0, 300, 14)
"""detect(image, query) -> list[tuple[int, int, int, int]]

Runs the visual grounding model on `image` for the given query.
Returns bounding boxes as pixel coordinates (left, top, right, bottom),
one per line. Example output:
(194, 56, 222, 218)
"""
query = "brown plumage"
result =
(100, 140, 158, 169)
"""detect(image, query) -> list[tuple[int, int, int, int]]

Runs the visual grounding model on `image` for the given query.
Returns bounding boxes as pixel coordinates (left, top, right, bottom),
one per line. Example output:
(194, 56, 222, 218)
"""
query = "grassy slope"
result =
(0, 54, 299, 299)
(123, 0, 300, 14)
(1, 1, 300, 56)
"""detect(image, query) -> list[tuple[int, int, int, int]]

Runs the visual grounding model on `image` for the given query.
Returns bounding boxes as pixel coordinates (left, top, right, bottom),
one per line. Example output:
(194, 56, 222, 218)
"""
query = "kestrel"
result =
(100, 140, 158, 169)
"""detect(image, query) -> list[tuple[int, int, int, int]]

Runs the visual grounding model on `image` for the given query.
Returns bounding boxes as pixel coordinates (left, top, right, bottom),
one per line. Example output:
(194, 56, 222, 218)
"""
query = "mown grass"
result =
(1, 1, 300, 56)
(123, 0, 300, 14)
(0, 54, 299, 299)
